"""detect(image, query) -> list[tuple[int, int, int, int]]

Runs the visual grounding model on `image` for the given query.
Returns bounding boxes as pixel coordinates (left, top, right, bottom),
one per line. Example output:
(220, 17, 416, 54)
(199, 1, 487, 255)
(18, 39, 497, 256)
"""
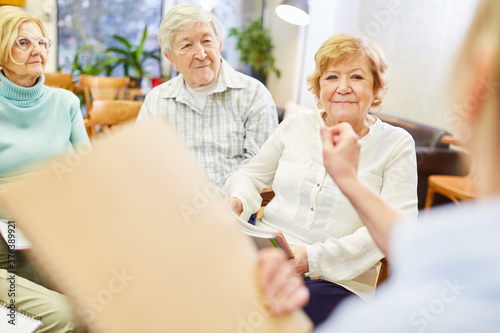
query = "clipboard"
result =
(0, 119, 312, 333)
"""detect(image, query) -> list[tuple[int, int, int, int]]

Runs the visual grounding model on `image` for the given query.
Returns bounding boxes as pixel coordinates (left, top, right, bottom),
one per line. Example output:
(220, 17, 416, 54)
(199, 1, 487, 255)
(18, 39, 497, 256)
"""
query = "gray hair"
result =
(158, 4, 224, 54)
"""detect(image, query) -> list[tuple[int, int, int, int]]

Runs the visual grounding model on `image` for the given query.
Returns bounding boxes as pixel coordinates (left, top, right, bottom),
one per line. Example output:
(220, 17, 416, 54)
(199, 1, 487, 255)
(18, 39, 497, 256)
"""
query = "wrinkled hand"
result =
(258, 248, 310, 316)
(320, 124, 360, 187)
(291, 246, 309, 276)
(225, 197, 243, 216)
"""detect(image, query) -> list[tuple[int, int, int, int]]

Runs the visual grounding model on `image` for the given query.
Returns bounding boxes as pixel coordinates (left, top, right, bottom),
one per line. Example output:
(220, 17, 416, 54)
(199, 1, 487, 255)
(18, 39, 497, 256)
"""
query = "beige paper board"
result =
(0, 119, 312, 333)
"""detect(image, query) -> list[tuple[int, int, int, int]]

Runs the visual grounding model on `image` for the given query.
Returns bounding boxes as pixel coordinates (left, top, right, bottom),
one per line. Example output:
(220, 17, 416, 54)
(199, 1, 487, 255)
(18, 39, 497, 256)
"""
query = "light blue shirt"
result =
(0, 71, 88, 181)
(316, 197, 500, 332)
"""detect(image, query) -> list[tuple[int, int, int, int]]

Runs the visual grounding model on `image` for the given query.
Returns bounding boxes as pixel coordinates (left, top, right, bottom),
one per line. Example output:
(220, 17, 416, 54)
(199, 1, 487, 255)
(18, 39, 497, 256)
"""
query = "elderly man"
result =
(137, 4, 278, 190)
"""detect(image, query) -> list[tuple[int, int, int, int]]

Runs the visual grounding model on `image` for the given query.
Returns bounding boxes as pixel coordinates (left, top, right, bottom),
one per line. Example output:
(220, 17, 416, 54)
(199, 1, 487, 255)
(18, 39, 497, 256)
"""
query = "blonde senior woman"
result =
(315, 1, 500, 330)
(226, 33, 418, 326)
(0, 6, 87, 332)
(259, 0, 500, 331)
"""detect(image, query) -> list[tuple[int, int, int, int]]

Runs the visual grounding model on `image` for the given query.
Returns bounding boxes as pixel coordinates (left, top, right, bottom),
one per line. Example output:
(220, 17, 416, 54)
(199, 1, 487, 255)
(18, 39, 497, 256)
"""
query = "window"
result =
(57, 0, 162, 80)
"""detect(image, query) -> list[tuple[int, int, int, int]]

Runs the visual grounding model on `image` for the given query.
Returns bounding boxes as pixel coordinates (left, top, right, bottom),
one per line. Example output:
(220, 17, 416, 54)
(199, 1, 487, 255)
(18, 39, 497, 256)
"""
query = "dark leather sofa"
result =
(376, 113, 469, 209)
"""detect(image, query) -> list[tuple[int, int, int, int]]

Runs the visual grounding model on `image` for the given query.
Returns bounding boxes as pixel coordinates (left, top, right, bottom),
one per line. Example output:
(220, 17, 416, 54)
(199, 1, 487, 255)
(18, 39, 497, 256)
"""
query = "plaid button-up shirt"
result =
(137, 59, 278, 191)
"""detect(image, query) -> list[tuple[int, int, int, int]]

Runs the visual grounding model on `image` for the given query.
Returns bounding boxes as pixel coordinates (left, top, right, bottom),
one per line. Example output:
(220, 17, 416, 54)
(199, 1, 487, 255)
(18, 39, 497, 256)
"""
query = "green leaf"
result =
(136, 25, 148, 60)
(228, 19, 280, 81)
(112, 35, 133, 49)
(103, 25, 160, 79)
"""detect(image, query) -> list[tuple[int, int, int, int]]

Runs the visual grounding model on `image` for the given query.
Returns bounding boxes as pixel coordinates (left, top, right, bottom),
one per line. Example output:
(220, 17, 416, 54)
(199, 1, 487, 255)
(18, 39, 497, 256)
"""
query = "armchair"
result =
(375, 114, 469, 209)
(78, 75, 130, 116)
(43, 72, 75, 93)
(84, 100, 142, 139)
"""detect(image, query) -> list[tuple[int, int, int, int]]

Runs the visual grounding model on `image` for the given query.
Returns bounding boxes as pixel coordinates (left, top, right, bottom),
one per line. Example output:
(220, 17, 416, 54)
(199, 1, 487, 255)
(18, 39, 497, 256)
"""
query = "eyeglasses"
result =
(14, 36, 53, 51)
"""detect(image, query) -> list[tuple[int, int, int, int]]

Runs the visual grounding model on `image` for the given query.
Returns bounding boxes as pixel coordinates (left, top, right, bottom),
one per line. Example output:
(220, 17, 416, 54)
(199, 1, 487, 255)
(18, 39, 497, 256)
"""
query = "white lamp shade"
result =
(275, 0, 310, 26)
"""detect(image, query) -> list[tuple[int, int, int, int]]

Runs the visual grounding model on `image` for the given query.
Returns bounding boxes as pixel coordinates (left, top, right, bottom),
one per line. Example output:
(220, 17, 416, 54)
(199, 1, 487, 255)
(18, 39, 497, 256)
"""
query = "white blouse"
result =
(226, 112, 418, 299)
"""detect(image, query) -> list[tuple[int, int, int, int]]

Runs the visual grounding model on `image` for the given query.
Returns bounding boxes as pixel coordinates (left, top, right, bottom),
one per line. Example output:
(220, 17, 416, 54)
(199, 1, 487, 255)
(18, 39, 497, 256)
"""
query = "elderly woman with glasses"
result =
(0, 6, 88, 183)
(0, 6, 87, 332)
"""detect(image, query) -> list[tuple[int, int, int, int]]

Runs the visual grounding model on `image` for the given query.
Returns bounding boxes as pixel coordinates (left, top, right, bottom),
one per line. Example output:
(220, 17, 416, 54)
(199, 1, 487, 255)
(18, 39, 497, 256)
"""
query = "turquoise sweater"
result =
(0, 70, 89, 181)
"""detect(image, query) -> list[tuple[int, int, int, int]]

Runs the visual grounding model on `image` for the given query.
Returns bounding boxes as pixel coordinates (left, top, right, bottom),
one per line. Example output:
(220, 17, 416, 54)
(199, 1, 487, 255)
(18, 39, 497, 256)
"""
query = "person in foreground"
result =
(137, 4, 278, 190)
(0, 6, 87, 332)
(260, 0, 500, 331)
(226, 33, 418, 325)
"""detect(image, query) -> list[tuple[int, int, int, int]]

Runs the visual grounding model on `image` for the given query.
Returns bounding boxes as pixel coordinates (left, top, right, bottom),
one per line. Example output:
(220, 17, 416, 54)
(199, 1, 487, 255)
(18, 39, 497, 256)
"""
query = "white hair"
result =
(158, 4, 224, 54)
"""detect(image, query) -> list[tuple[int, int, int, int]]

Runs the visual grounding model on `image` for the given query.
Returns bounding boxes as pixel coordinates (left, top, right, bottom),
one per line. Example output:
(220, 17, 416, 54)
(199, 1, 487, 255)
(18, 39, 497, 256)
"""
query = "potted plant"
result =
(71, 44, 113, 77)
(70, 44, 114, 107)
(105, 26, 161, 88)
(229, 19, 280, 85)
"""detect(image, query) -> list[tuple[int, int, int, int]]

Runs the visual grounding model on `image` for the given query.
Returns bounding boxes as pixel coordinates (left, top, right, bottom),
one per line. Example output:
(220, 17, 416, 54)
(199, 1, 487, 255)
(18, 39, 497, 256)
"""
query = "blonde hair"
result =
(307, 33, 389, 111)
(0, 6, 48, 67)
(451, 0, 500, 194)
(158, 4, 224, 55)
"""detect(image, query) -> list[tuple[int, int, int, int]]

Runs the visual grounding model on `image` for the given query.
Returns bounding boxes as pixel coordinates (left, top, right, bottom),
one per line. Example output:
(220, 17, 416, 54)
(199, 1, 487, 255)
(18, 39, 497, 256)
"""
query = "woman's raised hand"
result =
(320, 123, 360, 188)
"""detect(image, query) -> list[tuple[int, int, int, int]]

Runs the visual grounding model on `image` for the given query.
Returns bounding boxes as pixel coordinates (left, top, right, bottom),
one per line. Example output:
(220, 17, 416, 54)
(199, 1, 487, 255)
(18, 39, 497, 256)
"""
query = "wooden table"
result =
(441, 135, 466, 147)
(424, 175, 478, 210)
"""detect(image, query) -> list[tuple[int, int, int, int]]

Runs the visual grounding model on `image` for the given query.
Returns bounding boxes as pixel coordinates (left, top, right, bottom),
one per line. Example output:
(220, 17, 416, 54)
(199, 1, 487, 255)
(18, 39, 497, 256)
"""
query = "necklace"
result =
(323, 114, 370, 138)
(358, 125, 368, 138)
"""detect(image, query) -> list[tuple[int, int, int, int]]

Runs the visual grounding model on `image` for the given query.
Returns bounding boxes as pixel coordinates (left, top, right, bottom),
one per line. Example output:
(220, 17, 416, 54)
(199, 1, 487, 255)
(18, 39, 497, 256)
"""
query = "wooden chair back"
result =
(44, 72, 75, 92)
(78, 75, 130, 115)
(84, 100, 142, 139)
